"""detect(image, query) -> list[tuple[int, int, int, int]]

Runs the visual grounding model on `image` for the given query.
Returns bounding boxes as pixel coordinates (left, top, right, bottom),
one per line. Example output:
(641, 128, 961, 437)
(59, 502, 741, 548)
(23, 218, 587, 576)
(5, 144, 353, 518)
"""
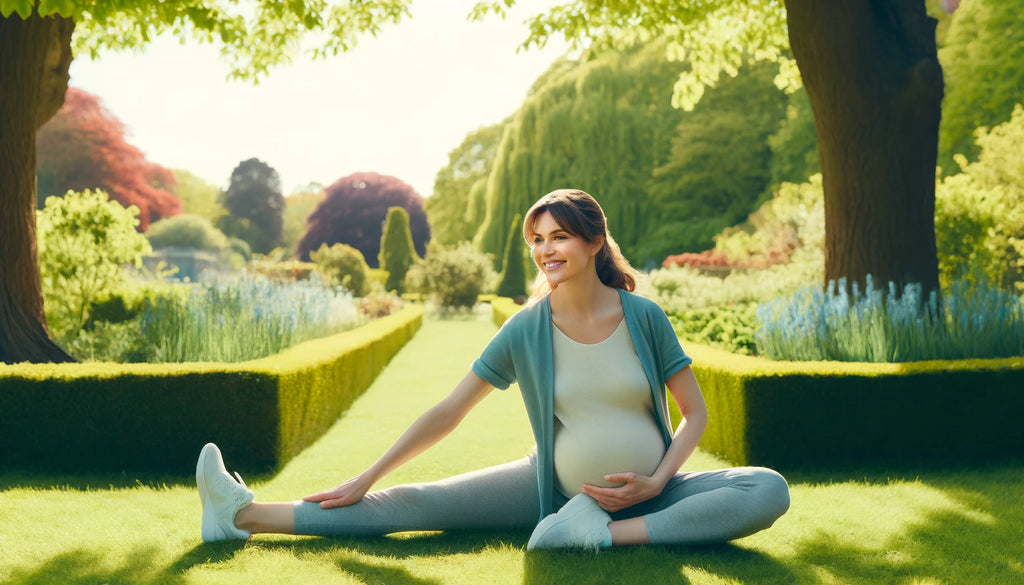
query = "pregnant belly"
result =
(553, 420, 666, 497)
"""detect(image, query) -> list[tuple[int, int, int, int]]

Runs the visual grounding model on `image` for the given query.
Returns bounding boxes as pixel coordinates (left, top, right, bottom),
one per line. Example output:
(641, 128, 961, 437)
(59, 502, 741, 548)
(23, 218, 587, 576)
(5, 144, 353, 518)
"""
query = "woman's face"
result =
(528, 210, 601, 290)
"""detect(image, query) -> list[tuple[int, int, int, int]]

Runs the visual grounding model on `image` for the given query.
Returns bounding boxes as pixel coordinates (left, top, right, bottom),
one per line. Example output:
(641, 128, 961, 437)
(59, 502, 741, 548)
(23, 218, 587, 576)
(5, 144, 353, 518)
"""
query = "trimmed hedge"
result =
(490, 296, 523, 328)
(682, 344, 1024, 468)
(490, 299, 1024, 468)
(0, 305, 423, 474)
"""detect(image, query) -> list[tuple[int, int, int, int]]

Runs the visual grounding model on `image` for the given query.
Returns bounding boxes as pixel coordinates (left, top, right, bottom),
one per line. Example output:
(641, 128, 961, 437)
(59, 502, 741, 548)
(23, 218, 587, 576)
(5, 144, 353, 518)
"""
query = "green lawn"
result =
(1, 313, 1021, 584)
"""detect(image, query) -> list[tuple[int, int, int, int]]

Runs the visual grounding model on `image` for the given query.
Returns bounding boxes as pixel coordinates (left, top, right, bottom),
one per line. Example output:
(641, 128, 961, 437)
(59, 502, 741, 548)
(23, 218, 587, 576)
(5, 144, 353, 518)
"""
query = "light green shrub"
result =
(310, 242, 371, 297)
(37, 189, 152, 342)
(414, 242, 496, 309)
(668, 303, 758, 356)
(146, 213, 230, 252)
(935, 104, 1024, 293)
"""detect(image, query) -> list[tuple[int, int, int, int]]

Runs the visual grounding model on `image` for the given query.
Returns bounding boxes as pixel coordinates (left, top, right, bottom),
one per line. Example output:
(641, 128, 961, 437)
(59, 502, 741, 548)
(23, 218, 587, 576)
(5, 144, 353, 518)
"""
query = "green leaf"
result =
(0, 0, 33, 18)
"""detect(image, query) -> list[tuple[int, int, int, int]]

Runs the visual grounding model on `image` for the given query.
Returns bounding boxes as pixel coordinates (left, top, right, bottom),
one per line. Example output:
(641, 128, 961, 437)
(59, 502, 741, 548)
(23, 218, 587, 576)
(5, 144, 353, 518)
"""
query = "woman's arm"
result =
(303, 370, 495, 509)
(581, 365, 708, 512)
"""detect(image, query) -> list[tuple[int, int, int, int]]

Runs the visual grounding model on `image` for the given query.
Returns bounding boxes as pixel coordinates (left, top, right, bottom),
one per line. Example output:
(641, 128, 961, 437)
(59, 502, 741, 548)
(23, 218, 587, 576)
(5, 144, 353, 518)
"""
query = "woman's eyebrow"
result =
(530, 228, 567, 237)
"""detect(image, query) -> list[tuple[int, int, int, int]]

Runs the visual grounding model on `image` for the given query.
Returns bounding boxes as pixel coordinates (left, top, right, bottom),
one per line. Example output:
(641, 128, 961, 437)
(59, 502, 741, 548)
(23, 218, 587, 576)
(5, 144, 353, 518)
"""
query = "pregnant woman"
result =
(197, 188, 790, 550)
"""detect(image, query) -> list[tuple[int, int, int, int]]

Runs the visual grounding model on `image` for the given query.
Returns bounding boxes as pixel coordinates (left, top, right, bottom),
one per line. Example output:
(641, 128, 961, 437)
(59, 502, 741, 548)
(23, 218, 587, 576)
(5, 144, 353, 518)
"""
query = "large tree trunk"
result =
(0, 9, 76, 363)
(785, 0, 943, 294)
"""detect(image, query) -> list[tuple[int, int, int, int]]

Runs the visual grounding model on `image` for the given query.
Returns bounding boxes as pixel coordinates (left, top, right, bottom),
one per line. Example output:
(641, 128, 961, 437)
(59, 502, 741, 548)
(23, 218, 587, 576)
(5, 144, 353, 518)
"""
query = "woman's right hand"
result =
(302, 474, 373, 509)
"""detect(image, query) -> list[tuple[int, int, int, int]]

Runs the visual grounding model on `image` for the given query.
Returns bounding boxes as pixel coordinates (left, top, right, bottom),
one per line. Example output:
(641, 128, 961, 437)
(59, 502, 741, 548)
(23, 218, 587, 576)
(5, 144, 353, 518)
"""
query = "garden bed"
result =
(0, 305, 423, 474)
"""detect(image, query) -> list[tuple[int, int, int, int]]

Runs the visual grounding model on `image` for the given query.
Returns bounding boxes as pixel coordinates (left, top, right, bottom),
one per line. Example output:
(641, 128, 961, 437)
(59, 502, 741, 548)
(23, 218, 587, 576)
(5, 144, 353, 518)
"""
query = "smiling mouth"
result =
(543, 261, 565, 271)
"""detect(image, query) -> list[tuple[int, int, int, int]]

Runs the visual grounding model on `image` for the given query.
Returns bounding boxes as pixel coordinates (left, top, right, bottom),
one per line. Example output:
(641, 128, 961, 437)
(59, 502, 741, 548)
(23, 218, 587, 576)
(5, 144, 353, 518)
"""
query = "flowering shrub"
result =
(357, 291, 405, 319)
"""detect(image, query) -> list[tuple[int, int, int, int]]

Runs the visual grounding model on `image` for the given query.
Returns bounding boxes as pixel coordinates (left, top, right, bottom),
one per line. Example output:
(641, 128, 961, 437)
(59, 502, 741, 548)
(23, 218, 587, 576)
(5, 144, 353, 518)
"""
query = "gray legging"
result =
(293, 455, 790, 545)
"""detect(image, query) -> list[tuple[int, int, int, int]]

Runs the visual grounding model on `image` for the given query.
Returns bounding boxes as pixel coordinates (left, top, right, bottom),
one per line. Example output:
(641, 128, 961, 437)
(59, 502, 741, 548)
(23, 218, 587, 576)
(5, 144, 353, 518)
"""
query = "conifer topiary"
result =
(496, 214, 528, 300)
(378, 206, 419, 294)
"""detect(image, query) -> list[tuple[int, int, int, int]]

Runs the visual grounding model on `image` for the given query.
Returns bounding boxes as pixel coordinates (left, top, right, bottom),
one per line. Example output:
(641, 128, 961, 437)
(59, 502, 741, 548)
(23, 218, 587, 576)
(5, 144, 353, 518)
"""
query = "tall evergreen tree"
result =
(218, 158, 285, 255)
(378, 206, 419, 294)
(496, 214, 528, 299)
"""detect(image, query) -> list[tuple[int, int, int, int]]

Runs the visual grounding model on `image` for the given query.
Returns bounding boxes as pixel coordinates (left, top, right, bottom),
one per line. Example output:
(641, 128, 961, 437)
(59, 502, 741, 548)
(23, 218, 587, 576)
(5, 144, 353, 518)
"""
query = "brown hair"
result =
(523, 189, 638, 299)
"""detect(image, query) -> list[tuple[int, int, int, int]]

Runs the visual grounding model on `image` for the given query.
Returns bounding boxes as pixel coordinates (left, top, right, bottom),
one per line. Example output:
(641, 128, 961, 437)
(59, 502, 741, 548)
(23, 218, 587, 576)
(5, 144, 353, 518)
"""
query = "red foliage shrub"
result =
(296, 172, 429, 268)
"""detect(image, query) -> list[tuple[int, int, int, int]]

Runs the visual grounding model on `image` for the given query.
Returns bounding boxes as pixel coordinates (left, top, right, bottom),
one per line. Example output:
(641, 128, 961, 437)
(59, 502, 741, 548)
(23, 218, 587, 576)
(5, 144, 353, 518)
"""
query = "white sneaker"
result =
(197, 443, 255, 542)
(527, 493, 613, 551)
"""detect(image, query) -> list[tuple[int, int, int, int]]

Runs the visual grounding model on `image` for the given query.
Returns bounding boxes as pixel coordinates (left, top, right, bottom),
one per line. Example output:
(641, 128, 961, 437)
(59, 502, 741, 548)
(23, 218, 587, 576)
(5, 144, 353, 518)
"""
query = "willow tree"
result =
(0, 0, 408, 363)
(425, 121, 506, 247)
(478, 0, 945, 294)
(474, 44, 688, 268)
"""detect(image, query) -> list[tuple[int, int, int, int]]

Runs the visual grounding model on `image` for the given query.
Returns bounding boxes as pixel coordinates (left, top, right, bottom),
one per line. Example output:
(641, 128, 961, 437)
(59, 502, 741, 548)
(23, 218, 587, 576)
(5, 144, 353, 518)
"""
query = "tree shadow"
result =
(1, 543, 242, 585)
(788, 465, 1024, 584)
(254, 527, 532, 559)
(0, 469, 197, 491)
(523, 542, 809, 585)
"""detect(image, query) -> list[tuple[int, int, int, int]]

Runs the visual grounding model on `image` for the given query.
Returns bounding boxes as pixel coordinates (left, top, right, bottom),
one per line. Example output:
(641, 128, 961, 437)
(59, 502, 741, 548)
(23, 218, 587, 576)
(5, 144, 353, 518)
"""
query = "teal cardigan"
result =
(471, 288, 693, 520)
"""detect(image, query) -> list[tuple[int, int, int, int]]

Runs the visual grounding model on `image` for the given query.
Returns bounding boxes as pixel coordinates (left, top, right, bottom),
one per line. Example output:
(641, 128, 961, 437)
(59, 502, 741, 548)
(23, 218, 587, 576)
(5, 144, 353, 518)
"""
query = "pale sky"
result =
(67, 1, 569, 198)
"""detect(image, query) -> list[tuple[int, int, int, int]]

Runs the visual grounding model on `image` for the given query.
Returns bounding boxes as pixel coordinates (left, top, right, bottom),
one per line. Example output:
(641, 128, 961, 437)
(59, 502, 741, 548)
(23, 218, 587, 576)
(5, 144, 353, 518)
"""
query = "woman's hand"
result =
(580, 472, 664, 513)
(302, 474, 373, 509)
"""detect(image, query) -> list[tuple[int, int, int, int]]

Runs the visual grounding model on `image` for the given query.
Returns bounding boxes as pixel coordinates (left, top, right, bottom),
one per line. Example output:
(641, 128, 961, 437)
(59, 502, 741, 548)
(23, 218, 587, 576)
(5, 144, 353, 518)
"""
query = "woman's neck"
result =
(549, 274, 619, 320)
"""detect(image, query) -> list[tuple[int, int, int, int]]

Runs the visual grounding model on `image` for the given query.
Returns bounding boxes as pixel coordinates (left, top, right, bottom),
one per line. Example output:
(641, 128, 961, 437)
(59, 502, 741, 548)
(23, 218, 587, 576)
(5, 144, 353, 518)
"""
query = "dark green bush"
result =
(496, 214, 528, 300)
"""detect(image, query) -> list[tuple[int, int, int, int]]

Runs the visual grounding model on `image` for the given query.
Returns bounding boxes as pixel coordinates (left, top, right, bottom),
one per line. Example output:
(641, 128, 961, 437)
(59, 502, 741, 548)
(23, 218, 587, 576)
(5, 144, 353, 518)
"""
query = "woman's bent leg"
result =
(293, 456, 540, 537)
(623, 467, 790, 545)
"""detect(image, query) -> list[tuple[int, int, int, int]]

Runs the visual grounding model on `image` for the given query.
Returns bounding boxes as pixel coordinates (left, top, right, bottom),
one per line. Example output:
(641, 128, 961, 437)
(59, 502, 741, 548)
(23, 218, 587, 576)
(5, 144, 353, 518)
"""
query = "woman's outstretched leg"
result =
(292, 456, 540, 536)
(197, 443, 541, 541)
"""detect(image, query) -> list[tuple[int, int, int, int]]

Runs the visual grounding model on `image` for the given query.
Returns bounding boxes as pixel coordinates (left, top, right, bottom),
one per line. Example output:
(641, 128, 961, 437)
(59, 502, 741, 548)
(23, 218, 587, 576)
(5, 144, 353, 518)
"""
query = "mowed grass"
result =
(2, 311, 1022, 585)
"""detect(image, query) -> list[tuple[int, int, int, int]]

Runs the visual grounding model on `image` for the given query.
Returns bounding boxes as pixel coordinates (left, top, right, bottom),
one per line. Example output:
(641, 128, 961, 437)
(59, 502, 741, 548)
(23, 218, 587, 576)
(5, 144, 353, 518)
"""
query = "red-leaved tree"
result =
(36, 87, 180, 230)
(297, 172, 429, 268)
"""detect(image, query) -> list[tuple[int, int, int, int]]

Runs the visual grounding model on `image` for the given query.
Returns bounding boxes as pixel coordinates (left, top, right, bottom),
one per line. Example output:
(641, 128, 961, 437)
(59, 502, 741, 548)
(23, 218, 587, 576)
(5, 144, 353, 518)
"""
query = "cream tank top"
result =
(551, 318, 667, 497)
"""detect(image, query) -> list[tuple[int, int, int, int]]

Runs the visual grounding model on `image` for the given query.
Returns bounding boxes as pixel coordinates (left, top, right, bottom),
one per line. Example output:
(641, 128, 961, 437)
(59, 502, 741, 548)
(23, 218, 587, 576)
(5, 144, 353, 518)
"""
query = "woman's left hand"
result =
(581, 472, 664, 513)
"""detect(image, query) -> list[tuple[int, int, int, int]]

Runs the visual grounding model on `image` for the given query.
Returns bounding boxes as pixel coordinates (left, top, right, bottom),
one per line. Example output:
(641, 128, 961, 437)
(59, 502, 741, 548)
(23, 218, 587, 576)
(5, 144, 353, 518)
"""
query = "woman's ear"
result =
(590, 235, 604, 256)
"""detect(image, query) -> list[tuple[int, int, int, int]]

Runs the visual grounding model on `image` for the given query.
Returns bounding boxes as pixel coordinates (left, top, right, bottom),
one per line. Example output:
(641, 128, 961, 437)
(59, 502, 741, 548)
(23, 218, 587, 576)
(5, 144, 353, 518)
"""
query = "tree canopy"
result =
(937, 0, 1024, 174)
(0, 0, 410, 363)
(425, 121, 506, 247)
(1, 0, 411, 81)
(35, 87, 181, 230)
(218, 158, 285, 255)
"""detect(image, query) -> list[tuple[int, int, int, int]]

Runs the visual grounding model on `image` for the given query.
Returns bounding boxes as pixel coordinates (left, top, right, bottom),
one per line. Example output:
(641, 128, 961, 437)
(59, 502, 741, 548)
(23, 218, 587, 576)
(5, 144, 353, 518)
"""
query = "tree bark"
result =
(0, 8, 76, 363)
(785, 0, 943, 294)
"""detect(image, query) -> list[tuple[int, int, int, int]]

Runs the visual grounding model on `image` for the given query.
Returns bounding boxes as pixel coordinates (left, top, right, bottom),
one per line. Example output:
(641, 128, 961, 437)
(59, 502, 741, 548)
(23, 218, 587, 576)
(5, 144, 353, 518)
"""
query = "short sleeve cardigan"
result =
(471, 288, 693, 520)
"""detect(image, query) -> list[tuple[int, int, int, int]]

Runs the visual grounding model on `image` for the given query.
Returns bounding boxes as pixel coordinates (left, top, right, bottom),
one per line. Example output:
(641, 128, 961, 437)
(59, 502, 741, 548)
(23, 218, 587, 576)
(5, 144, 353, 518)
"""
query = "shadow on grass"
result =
(2, 543, 242, 585)
(0, 470, 197, 491)
(524, 543, 809, 585)
(789, 466, 1024, 584)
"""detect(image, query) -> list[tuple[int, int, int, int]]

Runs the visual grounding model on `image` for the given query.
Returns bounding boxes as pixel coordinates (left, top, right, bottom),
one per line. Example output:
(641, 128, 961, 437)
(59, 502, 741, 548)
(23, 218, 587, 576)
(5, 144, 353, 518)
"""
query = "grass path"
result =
(1, 312, 1022, 584)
